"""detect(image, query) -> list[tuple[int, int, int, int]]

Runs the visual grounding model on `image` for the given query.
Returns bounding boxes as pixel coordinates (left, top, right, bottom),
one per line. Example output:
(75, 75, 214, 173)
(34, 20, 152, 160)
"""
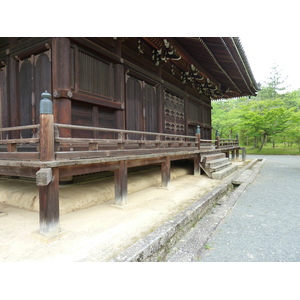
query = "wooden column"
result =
(114, 160, 128, 205)
(39, 114, 54, 161)
(39, 168, 59, 235)
(216, 136, 220, 149)
(194, 153, 201, 176)
(52, 38, 72, 137)
(242, 147, 246, 161)
(231, 150, 235, 159)
(161, 156, 171, 187)
(38, 92, 59, 235)
(196, 125, 201, 150)
(8, 56, 19, 138)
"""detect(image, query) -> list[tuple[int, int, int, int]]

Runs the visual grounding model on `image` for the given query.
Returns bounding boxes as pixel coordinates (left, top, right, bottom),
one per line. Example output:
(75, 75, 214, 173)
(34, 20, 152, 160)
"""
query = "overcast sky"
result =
(240, 35, 300, 92)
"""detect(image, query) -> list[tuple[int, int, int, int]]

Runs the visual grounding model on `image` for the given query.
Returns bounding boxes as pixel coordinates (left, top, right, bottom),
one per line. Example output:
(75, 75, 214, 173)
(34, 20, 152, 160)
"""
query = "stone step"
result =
(212, 164, 238, 180)
(209, 162, 232, 172)
(201, 153, 226, 162)
(205, 158, 229, 169)
(200, 146, 216, 151)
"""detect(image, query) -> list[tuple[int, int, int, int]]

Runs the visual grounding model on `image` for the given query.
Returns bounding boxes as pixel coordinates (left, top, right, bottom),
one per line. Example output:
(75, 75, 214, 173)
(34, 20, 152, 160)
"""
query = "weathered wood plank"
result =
(0, 166, 38, 178)
(59, 161, 119, 177)
(55, 147, 198, 160)
(0, 152, 39, 160)
(0, 138, 39, 144)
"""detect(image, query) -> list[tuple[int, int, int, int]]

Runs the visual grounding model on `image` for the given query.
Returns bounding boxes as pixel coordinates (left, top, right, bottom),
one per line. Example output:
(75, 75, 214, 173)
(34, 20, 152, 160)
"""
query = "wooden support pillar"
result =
(38, 92, 59, 235)
(39, 113, 54, 161)
(161, 156, 171, 187)
(196, 125, 201, 150)
(216, 136, 220, 149)
(39, 168, 59, 235)
(194, 153, 201, 176)
(231, 150, 235, 159)
(114, 160, 128, 205)
(242, 147, 246, 161)
(236, 148, 239, 159)
(52, 38, 72, 140)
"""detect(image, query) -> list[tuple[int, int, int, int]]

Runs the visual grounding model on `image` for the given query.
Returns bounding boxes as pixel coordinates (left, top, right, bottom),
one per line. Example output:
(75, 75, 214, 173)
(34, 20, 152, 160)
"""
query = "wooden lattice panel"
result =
(164, 92, 185, 136)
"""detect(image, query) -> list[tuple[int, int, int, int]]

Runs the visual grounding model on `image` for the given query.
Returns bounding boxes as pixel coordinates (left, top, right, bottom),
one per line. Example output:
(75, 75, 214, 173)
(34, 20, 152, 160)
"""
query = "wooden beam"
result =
(59, 161, 119, 178)
(39, 168, 59, 235)
(167, 37, 220, 87)
(0, 166, 38, 178)
(114, 160, 127, 205)
(36, 168, 52, 186)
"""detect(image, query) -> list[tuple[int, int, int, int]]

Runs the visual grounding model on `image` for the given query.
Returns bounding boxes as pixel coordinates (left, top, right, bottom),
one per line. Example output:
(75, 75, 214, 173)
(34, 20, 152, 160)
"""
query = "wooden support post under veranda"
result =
(114, 160, 128, 205)
(161, 156, 171, 188)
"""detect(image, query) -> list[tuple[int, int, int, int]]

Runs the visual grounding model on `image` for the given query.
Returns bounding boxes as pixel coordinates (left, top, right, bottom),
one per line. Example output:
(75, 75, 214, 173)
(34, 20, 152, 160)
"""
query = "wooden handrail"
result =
(54, 123, 197, 141)
(0, 124, 40, 132)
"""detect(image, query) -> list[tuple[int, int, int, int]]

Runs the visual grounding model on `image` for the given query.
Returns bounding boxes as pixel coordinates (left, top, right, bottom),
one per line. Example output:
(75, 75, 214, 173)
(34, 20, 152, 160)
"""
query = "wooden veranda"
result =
(0, 91, 242, 235)
(0, 37, 259, 235)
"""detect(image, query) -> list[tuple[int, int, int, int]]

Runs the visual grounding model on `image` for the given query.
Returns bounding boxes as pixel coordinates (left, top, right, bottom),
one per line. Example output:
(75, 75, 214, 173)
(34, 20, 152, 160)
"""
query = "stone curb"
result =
(110, 159, 264, 262)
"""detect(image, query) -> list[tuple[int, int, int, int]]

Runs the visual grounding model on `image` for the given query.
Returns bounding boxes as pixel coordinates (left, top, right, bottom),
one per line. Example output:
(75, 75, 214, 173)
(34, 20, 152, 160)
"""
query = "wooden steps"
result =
(200, 152, 238, 179)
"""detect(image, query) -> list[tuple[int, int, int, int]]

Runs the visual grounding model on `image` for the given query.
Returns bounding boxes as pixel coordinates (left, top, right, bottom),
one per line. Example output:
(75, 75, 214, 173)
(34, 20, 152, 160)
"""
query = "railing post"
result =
(196, 125, 201, 150)
(216, 130, 220, 149)
(38, 91, 59, 236)
(39, 91, 54, 161)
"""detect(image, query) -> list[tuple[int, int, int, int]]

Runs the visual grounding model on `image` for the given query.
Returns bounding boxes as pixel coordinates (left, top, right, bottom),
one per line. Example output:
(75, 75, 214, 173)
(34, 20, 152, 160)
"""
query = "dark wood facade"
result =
(0, 37, 259, 141)
(0, 37, 259, 235)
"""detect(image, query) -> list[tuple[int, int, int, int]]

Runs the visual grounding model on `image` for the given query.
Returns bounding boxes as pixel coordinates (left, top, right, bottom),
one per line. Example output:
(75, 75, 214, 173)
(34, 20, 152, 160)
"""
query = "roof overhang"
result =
(144, 37, 260, 100)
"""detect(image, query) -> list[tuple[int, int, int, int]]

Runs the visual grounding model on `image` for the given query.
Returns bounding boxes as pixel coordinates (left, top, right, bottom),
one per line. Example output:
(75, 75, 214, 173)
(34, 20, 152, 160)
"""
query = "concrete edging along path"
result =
(111, 158, 265, 262)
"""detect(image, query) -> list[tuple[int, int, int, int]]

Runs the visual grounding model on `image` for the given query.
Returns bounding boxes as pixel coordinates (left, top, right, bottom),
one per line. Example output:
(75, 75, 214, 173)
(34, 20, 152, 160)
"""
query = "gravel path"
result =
(199, 155, 300, 262)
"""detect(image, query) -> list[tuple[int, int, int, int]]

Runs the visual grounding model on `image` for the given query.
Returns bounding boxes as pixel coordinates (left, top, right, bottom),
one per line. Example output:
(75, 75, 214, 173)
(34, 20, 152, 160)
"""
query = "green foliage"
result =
(212, 65, 300, 152)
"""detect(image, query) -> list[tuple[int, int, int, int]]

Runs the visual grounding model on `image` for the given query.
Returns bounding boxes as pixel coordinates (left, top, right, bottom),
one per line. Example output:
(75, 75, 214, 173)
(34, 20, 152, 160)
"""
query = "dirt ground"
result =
(0, 160, 247, 262)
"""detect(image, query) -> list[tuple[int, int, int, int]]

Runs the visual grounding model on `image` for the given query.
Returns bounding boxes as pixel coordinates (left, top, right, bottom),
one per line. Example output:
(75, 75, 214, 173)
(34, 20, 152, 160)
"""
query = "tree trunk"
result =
(259, 134, 267, 150)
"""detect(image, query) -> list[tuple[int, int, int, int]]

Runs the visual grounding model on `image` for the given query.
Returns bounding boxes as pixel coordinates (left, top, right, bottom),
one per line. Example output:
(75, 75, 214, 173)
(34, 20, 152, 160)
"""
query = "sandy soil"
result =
(0, 160, 247, 262)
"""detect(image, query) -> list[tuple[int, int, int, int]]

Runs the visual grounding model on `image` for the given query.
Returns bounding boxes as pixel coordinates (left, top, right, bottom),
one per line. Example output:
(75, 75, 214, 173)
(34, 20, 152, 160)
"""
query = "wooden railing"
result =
(0, 122, 240, 162)
(0, 124, 40, 160)
(0, 93, 239, 162)
(215, 136, 239, 148)
(53, 124, 203, 160)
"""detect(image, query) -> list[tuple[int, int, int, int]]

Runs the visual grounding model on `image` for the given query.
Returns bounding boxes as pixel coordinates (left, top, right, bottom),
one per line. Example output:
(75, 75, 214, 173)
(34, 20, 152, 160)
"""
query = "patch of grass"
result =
(243, 144, 300, 155)
(204, 244, 213, 250)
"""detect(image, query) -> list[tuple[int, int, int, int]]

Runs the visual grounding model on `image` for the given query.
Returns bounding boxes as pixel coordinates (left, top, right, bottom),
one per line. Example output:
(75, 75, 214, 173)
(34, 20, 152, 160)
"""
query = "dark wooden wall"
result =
(0, 37, 212, 140)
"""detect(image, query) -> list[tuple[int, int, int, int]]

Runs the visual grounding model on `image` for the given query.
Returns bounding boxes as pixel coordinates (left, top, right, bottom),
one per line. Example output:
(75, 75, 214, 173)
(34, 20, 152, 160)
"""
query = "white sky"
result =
(240, 35, 300, 92)
(3, 2, 299, 94)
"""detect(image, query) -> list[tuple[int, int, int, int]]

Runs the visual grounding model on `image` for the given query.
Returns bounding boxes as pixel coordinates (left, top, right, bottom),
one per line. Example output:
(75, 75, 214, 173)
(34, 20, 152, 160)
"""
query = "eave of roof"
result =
(173, 37, 260, 100)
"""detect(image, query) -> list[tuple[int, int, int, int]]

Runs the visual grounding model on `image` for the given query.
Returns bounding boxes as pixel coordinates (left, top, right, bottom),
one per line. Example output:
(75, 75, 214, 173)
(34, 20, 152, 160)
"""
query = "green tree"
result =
(239, 99, 294, 150)
(257, 64, 288, 100)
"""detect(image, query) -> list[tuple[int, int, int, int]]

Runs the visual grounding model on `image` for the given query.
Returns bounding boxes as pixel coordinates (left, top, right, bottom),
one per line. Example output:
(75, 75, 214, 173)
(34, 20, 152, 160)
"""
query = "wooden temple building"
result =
(0, 37, 259, 235)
